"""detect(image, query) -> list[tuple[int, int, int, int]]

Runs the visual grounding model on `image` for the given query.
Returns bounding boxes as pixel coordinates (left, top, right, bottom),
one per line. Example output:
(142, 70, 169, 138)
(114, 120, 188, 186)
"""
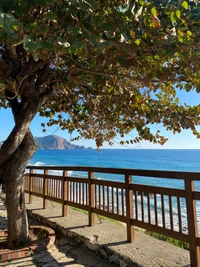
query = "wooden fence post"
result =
(88, 171, 95, 226)
(43, 169, 48, 209)
(185, 179, 200, 267)
(125, 174, 135, 242)
(62, 170, 68, 217)
(29, 169, 33, 204)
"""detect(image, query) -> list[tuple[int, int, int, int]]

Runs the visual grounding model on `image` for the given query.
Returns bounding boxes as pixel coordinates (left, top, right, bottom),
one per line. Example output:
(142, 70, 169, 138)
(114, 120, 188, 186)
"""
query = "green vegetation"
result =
(69, 206, 123, 226)
(69, 206, 88, 215)
(145, 231, 189, 250)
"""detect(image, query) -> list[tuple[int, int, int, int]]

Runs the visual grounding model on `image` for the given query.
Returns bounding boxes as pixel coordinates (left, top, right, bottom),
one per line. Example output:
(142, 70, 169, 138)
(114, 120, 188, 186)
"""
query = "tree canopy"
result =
(0, 0, 199, 149)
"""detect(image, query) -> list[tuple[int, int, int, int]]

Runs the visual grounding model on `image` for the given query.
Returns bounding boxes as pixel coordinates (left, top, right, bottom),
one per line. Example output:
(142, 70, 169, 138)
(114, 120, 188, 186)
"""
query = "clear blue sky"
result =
(0, 89, 200, 149)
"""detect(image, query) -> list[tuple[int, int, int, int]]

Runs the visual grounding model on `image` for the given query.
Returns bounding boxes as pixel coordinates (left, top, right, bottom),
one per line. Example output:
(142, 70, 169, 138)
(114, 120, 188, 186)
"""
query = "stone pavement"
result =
(0, 198, 114, 267)
(0, 195, 191, 267)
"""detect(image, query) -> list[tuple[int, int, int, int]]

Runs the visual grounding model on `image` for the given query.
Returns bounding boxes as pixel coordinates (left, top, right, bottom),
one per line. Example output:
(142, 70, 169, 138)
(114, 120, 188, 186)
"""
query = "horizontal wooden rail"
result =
(65, 176, 88, 183)
(130, 184, 185, 197)
(131, 219, 189, 243)
(24, 166, 200, 267)
(26, 165, 200, 181)
(92, 179, 126, 189)
(193, 191, 200, 200)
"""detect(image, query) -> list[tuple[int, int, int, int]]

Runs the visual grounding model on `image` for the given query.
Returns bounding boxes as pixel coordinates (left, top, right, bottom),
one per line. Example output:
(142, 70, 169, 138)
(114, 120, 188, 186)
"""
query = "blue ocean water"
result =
(29, 149, 200, 189)
(29, 149, 200, 231)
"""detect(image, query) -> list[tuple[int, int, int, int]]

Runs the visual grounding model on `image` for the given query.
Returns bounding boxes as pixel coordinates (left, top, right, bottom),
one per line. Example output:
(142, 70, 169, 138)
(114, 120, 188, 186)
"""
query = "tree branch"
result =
(1, 130, 37, 179)
(0, 96, 43, 166)
(35, 63, 50, 90)
(66, 67, 158, 83)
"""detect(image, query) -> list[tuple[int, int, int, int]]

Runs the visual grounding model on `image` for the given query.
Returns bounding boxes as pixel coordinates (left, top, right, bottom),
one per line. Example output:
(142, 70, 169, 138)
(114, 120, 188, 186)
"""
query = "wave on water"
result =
(34, 161, 46, 166)
(48, 170, 73, 176)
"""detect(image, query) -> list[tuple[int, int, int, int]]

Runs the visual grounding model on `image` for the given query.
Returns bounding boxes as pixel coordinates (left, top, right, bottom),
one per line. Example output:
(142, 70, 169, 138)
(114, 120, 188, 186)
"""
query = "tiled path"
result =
(0, 198, 115, 267)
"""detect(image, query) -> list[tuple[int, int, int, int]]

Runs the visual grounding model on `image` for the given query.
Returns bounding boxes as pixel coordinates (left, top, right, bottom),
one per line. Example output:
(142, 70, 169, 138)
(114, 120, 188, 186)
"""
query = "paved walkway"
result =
(0, 195, 191, 267)
(0, 198, 114, 267)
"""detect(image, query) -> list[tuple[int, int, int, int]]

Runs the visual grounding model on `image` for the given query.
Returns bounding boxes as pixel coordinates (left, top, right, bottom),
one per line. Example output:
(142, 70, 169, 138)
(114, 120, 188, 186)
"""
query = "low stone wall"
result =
(27, 210, 134, 267)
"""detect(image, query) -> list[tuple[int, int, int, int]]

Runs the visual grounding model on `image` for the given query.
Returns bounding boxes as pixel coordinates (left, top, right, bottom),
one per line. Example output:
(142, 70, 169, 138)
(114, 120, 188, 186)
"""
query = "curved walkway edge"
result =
(26, 195, 190, 267)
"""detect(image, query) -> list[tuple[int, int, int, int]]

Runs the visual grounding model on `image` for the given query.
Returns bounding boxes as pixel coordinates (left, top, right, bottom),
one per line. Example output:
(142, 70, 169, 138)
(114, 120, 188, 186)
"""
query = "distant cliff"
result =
(0, 135, 92, 150)
(35, 135, 92, 150)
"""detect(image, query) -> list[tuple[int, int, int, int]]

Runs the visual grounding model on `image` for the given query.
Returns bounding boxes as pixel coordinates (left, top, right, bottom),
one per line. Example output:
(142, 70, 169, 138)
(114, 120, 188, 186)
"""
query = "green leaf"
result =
(104, 31, 115, 38)
(6, 31, 18, 38)
(103, 23, 112, 31)
(196, 85, 200, 93)
(70, 0, 79, 5)
(176, 10, 181, 19)
(45, 0, 55, 4)
(187, 30, 192, 37)
(47, 37, 56, 44)
(43, 11, 56, 20)
(23, 35, 41, 51)
(0, 32, 5, 43)
(39, 40, 54, 50)
(134, 38, 141, 45)
(39, 25, 49, 34)
(70, 41, 85, 53)
(182, 1, 188, 9)
(170, 12, 176, 23)
(178, 37, 183, 42)
(0, 0, 18, 8)
(3, 13, 16, 26)
(151, 7, 157, 17)
(0, 27, 4, 37)
(67, 25, 82, 35)
(82, 29, 90, 40)
(3, 14, 17, 35)
(18, 0, 28, 8)
(0, 11, 4, 24)
(14, 5, 24, 16)
(85, 0, 98, 10)
(79, 2, 93, 12)
(92, 16, 102, 26)
(34, 0, 47, 6)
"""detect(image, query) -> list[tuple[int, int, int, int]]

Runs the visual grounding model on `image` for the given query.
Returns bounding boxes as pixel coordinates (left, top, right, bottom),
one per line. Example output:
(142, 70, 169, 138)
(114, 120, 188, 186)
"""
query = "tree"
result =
(0, 0, 199, 248)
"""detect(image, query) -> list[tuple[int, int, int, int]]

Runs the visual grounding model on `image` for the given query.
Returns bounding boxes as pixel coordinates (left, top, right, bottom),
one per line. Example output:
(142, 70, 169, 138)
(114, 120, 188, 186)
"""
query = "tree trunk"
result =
(5, 174, 28, 248)
(2, 131, 38, 248)
(0, 49, 52, 248)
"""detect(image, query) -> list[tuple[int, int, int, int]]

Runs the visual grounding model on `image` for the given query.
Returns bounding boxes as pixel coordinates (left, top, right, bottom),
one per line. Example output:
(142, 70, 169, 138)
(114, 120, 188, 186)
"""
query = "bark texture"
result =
(2, 132, 38, 248)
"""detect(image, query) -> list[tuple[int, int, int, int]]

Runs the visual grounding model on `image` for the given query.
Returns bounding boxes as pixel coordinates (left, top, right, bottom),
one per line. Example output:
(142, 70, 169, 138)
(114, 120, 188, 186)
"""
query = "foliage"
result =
(69, 205, 124, 226)
(0, 0, 199, 148)
(145, 230, 189, 250)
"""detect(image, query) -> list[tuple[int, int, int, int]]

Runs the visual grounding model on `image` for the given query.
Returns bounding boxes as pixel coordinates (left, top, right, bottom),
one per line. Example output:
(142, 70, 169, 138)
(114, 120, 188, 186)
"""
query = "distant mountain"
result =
(0, 135, 92, 150)
(34, 135, 92, 150)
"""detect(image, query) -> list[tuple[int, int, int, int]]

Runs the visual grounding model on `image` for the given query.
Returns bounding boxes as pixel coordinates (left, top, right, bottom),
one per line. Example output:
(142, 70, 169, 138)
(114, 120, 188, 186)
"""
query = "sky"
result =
(0, 89, 200, 149)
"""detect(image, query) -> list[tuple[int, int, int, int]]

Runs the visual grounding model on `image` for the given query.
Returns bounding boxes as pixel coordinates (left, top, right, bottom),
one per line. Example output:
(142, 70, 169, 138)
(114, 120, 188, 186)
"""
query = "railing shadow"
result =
(102, 240, 128, 247)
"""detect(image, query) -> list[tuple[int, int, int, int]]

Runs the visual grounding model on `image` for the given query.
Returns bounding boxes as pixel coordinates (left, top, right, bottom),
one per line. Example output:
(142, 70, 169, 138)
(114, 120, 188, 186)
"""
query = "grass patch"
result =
(69, 206, 88, 215)
(145, 231, 189, 250)
(97, 215, 124, 226)
(69, 206, 124, 226)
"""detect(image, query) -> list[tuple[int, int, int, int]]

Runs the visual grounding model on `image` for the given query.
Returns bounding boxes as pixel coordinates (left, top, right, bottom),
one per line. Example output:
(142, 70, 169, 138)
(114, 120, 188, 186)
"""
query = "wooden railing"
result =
(24, 166, 200, 267)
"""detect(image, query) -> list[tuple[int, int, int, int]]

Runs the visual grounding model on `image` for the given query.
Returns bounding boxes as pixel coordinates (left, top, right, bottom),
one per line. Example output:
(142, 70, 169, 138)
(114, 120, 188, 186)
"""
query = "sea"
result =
(29, 149, 200, 233)
(29, 149, 200, 187)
